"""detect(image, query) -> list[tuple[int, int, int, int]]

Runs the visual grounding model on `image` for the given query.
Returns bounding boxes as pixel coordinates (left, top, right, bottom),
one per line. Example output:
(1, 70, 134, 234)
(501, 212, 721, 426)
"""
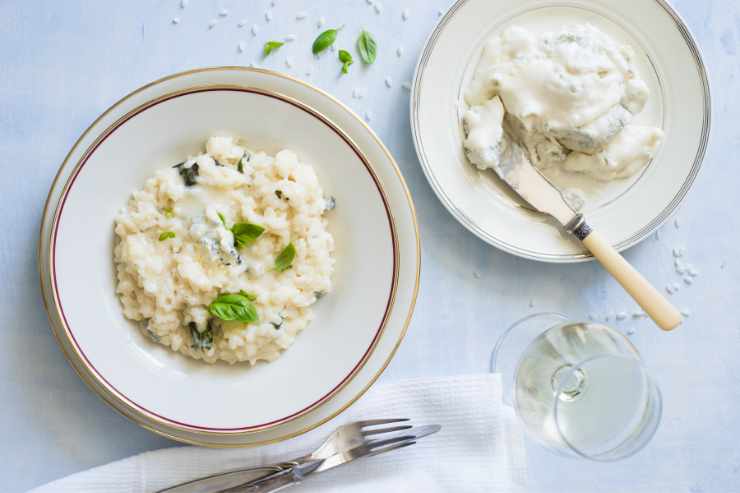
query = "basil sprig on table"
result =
(338, 49, 353, 74)
(357, 30, 377, 64)
(208, 291, 258, 323)
(275, 243, 296, 272)
(313, 27, 340, 54)
(263, 40, 284, 57)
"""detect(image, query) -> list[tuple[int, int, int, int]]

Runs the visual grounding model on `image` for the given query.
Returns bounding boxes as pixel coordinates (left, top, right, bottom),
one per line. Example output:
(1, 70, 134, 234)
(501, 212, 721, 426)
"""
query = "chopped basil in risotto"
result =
(114, 136, 335, 364)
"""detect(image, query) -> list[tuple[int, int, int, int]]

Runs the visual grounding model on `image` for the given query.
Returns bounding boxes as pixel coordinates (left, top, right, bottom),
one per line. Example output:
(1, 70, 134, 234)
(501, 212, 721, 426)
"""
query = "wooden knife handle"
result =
(580, 229, 682, 331)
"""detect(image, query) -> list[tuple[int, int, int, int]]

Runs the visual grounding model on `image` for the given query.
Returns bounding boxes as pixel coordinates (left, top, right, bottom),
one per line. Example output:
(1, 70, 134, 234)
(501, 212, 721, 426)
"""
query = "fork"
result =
(158, 419, 441, 493)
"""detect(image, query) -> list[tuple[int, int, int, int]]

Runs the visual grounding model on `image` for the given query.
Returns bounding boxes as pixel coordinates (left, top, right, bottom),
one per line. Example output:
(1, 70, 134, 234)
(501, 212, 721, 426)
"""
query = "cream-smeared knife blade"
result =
(493, 142, 578, 228)
(490, 141, 682, 331)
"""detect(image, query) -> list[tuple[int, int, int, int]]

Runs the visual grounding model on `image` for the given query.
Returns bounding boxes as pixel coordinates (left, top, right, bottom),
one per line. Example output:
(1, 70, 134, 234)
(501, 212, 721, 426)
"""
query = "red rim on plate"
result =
(49, 87, 400, 433)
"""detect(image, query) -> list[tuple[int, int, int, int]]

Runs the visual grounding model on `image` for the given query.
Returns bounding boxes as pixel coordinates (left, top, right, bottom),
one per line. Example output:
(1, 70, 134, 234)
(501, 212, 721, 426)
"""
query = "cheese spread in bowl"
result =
(463, 24, 663, 189)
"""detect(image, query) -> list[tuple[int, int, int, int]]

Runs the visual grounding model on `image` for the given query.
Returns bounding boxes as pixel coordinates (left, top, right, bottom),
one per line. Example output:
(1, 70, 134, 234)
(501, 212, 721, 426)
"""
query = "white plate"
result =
(412, 0, 710, 262)
(38, 67, 420, 445)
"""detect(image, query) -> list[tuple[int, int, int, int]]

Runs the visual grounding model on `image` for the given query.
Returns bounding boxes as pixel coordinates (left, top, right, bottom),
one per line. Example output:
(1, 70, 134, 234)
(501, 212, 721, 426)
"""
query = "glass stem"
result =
(551, 364, 587, 402)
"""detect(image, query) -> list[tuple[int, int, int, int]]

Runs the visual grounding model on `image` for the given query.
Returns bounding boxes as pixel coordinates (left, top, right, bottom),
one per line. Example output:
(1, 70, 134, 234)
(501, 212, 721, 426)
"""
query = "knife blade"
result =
(314, 424, 442, 473)
(487, 136, 682, 331)
(231, 424, 442, 492)
(491, 141, 578, 228)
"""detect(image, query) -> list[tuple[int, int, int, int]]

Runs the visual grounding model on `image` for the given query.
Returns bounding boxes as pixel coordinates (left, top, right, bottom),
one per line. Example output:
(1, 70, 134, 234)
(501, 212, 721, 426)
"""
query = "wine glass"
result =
(491, 313, 662, 461)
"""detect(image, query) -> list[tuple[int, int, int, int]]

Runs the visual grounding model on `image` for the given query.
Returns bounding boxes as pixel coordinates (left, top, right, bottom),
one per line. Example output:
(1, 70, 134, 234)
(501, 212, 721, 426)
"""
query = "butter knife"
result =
(493, 142, 682, 331)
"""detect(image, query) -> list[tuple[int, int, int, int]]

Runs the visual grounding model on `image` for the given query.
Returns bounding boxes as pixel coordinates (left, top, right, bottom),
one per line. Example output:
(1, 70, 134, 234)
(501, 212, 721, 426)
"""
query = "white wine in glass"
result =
(492, 313, 661, 461)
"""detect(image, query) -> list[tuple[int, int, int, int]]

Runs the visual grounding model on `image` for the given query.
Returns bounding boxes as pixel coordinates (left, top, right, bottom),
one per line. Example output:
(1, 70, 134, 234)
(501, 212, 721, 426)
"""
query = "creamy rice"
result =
(114, 136, 335, 364)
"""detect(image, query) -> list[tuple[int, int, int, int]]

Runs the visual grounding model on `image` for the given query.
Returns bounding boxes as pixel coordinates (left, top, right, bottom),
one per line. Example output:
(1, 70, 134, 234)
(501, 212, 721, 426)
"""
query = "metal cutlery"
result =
(157, 419, 441, 493)
(491, 139, 682, 331)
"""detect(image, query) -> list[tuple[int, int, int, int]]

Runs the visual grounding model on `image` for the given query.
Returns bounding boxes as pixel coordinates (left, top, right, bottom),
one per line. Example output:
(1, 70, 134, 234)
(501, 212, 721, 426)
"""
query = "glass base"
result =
(490, 312, 568, 406)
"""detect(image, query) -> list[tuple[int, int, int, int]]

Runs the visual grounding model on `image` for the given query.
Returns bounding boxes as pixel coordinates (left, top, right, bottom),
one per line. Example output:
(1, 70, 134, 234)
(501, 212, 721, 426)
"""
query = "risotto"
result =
(113, 136, 335, 364)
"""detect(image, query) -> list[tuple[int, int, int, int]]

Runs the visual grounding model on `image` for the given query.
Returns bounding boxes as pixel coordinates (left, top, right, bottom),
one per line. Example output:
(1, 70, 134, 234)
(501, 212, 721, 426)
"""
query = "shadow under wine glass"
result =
(491, 313, 662, 462)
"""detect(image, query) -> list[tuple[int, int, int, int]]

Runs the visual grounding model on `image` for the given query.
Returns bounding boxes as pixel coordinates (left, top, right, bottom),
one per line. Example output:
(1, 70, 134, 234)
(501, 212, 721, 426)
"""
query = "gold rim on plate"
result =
(38, 66, 421, 446)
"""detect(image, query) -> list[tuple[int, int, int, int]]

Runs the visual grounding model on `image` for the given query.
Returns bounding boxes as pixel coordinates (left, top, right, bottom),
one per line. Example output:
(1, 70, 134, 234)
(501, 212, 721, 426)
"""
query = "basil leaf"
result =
(275, 243, 296, 272)
(231, 222, 265, 249)
(357, 30, 377, 64)
(313, 28, 340, 54)
(208, 292, 259, 323)
(338, 49, 353, 74)
(163, 207, 175, 218)
(158, 231, 176, 241)
(239, 290, 257, 301)
(217, 212, 227, 227)
(263, 40, 285, 57)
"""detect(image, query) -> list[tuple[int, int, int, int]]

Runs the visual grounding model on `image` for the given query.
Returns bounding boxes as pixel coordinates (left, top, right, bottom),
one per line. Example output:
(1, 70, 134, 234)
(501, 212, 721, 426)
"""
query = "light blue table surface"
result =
(1, 0, 736, 491)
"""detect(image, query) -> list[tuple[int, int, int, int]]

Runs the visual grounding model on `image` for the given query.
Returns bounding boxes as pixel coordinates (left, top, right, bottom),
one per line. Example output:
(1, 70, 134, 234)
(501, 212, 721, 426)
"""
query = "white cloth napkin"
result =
(30, 374, 527, 493)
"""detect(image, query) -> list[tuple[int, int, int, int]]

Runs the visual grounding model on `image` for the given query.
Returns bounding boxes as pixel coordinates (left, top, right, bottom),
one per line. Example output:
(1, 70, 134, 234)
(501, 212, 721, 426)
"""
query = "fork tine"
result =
(366, 433, 418, 450)
(362, 424, 413, 436)
(315, 424, 440, 474)
(365, 439, 417, 458)
(356, 418, 410, 427)
(368, 424, 442, 445)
